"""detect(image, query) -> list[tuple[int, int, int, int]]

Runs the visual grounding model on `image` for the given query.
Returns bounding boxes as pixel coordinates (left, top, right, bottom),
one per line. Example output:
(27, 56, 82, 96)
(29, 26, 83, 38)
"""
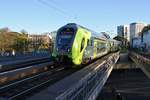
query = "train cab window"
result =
(57, 28, 74, 45)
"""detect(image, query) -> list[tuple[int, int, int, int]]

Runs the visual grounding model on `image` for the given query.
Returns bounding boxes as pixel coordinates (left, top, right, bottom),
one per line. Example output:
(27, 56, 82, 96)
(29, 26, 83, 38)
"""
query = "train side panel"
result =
(71, 28, 91, 65)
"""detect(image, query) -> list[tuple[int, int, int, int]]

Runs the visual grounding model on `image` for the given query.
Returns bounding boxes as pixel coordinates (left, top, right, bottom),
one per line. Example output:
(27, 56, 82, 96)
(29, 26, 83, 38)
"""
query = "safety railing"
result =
(55, 52, 119, 100)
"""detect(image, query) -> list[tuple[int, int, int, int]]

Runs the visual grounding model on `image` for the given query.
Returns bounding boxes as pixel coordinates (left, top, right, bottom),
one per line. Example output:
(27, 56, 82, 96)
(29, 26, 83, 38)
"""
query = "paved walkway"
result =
(114, 52, 138, 69)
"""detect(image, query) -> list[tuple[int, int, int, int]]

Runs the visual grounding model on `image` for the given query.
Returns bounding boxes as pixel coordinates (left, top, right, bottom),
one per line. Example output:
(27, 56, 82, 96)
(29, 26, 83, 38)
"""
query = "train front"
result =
(53, 25, 77, 64)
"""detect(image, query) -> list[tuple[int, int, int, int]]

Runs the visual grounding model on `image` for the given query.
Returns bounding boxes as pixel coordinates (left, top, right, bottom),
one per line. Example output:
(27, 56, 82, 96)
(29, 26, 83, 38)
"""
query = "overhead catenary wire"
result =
(36, 0, 77, 21)
(37, 0, 67, 15)
(46, 0, 63, 8)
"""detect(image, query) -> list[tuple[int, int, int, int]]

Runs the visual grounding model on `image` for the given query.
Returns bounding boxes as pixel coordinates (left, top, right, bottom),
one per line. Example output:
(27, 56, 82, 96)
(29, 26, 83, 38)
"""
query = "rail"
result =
(29, 52, 120, 100)
(0, 56, 51, 72)
(0, 67, 65, 100)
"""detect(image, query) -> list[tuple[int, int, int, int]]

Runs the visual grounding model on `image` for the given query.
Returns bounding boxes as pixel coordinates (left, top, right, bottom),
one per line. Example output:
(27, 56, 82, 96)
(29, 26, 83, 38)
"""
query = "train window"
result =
(60, 28, 74, 35)
(97, 41, 107, 54)
(87, 40, 89, 46)
(91, 40, 93, 46)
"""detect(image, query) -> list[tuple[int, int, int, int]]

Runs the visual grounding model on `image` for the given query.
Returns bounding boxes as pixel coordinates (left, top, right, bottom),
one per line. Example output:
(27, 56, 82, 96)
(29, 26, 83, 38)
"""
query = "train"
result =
(52, 23, 120, 65)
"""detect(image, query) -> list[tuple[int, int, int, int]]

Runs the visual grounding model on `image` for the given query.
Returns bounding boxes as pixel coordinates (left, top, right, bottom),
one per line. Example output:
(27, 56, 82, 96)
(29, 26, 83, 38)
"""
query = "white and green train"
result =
(52, 23, 120, 65)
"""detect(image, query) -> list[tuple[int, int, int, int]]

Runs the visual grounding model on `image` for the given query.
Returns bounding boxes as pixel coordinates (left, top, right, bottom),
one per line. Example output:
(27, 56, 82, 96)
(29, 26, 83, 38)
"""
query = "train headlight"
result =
(67, 49, 70, 52)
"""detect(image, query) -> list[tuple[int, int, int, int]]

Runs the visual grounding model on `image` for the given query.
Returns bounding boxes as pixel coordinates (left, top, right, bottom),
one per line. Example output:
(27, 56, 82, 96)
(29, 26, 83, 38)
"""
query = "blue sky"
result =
(0, 0, 150, 37)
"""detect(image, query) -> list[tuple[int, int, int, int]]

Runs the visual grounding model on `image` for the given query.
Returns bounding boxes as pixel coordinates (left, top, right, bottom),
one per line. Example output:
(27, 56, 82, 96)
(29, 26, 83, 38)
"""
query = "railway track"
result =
(0, 53, 113, 100)
(0, 61, 53, 86)
(0, 56, 51, 72)
(0, 66, 79, 100)
(0, 55, 43, 62)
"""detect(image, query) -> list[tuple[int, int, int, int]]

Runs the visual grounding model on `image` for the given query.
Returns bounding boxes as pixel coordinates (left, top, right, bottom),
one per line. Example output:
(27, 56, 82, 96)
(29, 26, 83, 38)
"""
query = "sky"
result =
(0, 0, 150, 37)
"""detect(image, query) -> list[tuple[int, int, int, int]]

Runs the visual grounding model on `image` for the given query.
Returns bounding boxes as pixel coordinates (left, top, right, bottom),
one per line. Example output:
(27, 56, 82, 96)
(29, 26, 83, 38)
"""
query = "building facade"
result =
(132, 37, 141, 49)
(28, 34, 52, 52)
(142, 30, 150, 51)
(117, 25, 130, 46)
(130, 22, 147, 47)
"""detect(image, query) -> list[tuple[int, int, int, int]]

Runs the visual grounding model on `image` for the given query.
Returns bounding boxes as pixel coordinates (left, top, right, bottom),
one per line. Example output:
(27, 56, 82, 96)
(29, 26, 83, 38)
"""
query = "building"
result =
(130, 22, 147, 47)
(49, 31, 57, 42)
(117, 25, 130, 45)
(141, 30, 150, 51)
(132, 37, 141, 49)
(28, 34, 52, 52)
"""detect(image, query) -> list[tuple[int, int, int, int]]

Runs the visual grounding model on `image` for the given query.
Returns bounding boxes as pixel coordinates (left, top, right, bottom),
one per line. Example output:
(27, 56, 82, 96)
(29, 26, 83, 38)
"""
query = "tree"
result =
(0, 31, 18, 53)
(113, 35, 126, 41)
(0, 27, 30, 55)
(113, 35, 128, 47)
(0, 27, 10, 33)
(20, 29, 28, 35)
(13, 33, 29, 53)
(141, 25, 150, 33)
(140, 25, 150, 43)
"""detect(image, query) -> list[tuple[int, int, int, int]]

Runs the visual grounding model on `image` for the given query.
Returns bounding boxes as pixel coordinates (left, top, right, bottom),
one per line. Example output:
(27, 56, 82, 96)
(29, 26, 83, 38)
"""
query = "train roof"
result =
(65, 23, 108, 40)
